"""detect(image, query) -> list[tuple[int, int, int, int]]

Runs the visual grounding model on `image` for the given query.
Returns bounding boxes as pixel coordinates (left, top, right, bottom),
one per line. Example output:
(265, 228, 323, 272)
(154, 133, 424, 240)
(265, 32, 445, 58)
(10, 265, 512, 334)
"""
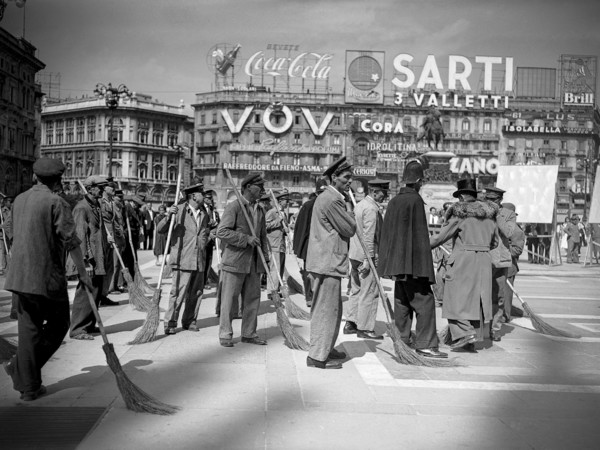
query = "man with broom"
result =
(345, 179, 389, 340)
(99, 181, 121, 306)
(159, 182, 210, 335)
(4, 158, 93, 401)
(306, 157, 357, 369)
(378, 159, 447, 359)
(265, 191, 289, 298)
(216, 173, 270, 347)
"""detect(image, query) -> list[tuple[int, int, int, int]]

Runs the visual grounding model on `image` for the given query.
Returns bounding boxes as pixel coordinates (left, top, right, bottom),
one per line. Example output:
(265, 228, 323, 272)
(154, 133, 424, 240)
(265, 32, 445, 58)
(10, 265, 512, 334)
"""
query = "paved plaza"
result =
(1, 251, 599, 449)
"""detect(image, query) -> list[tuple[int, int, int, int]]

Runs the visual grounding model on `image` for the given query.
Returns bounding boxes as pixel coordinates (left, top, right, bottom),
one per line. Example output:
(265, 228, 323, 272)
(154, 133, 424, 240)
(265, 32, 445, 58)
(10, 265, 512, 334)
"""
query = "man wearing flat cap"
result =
(4, 158, 92, 400)
(485, 186, 516, 342)
(99, 182, 121, 306)
(501, 203, 525, 323)
(157, 183, 210, 334)
(265, 190, 290, 296)
(345, 179, 389, 340)
(216, 172, 270, 347)
(292, 178, 327, 307)
(306, 157, 357, 369)
(70, 175, 112, 340)
(379, 159, 447, 359)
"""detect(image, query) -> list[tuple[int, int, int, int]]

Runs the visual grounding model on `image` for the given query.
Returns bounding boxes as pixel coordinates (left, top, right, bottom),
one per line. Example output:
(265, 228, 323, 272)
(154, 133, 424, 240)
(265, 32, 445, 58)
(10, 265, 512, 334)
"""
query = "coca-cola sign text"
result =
(245, 51, 332, 79)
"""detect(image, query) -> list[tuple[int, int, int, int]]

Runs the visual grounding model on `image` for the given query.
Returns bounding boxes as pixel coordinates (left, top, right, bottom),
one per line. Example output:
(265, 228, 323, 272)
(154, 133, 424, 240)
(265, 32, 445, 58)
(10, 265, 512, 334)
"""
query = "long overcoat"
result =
(292, 197, 316, 260)
(73, 195, 108, 276)
(265, 206, 286, 253)
(377, 187, 435, 283)
(217, 198, 269, 274)
(157, 203, 209, 271)
(306, 186, 356, 278)
(349, 195, 382, 262)
(430, 200, 499, 321)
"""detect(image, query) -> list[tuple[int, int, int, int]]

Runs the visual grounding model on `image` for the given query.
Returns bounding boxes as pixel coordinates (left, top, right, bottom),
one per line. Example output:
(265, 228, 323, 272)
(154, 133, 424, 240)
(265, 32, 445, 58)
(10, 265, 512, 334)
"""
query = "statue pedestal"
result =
(420, 150, 457, 210)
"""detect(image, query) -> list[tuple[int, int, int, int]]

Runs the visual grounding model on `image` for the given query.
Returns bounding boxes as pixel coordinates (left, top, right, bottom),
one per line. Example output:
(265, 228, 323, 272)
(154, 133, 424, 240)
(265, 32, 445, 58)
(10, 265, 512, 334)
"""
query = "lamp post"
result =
(94, 83, 132, 178)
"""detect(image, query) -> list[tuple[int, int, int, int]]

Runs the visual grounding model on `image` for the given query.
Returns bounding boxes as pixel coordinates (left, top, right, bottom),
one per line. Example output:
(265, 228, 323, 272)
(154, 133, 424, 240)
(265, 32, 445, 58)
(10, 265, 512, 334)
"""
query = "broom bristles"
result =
(122, 269, 152, 312)
(129, 289, 162, 345)
(387, 324, 459, 367)
(135, 264, 155, 295)
(511, 305, 525, 318)
(270, 291, 310, 350)
(103, 343, 179, 415)
(281, 286, 310, 321)
(287, 274, 304, 295)
(522, 302, 581, 338)
(0, 336, 17, 362)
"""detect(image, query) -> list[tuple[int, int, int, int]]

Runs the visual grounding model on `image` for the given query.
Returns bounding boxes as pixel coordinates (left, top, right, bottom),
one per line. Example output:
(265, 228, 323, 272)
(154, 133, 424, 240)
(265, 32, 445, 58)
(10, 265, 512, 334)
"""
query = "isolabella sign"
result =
(502, 125, 593, 135)
(392, 54, 513, 109)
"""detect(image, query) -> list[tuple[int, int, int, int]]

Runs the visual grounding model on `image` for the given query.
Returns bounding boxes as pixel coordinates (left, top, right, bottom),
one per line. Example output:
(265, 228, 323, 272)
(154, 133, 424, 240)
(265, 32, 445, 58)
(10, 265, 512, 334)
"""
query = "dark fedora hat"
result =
(402, 159, 425, 184)
(453, 179, 477, 198)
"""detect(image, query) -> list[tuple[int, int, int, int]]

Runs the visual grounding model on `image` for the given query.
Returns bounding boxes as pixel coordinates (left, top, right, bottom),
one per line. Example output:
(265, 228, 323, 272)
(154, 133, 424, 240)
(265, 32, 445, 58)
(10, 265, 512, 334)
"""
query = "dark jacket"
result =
(5, 184, 81, 297)
(292, 197, 316, 260)
(378, 187, 435, 283)
(73, 195, 109, 276)
(508, 224, 525, 277)
(217, 198, 269, 274)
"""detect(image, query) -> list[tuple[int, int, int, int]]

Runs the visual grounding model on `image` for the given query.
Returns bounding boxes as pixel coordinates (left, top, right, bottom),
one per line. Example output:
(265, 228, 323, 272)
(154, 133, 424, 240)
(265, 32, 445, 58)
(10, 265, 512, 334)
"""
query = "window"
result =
(461, 119, 470, 131)
(254, 132, 261, 144)
(483, 120, 492, 132)
(560, 157, 567, 167)
(232, 154, 238, 164)
(333, 116, 340, 126)
(272, 174, 280, 186)
(558, 178, 567, 193)
(138, 163, 147, 179)
(212, 112, 218, 124)
(152, 132, 163, 146)
(200, 113, 205, 125)
(211, 131, 217, 145)
(198, 132, 204, 146)
(154, 165, 162, 180)
(483, 141, 491, 151)
(543, 139, 549, 145)
(233, 110, 239, 122)
(295, 115, 301, 125)
(292, 175, 300, 186)
(333, 134, 340, 146)
(253, 154, 260, 165)
(272, 153, 280, 165)
(255, 113, 261, 124)
(294, 133, 301, 144)
(138, 130, 148, 144)
(314, 137, 321, 145)
(561, 140, 567, 150)
(443, 118, 451, 133)
(403, 117, 412, 130)
(293, 155, 300, 165)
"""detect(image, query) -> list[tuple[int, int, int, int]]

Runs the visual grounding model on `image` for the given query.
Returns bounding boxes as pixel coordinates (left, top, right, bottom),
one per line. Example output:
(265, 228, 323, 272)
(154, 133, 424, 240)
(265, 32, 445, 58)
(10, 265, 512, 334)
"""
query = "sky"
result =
(2, 0, 599, 113)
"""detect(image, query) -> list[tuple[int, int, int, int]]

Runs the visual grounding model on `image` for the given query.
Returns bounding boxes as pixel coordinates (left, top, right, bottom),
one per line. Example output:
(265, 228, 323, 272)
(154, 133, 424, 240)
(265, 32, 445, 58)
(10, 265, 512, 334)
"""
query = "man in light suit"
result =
(306, 157, 356, 369)
(345, 179, 389, 340)
(159, 182, 210, 335)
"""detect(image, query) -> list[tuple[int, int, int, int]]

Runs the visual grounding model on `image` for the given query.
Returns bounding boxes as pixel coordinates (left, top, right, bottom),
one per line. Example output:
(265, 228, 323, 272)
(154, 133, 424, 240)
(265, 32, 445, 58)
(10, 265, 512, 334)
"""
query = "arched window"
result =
(461, 119, 470, 131)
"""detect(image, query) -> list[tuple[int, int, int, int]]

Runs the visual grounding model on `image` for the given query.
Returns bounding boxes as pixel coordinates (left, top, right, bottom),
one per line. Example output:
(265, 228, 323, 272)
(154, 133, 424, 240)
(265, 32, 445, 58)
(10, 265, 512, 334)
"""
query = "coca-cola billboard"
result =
(244, 50, 332, 80)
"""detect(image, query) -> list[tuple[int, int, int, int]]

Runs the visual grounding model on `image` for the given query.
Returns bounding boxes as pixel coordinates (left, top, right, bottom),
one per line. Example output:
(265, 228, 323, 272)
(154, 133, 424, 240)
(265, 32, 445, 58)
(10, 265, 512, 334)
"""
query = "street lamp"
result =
(94, 83, 132, 178)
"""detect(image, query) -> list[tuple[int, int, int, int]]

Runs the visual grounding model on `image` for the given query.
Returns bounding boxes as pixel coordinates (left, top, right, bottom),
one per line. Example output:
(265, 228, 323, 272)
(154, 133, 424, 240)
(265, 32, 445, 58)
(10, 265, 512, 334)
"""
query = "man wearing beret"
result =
(216, 172, 270, 347)
(69, 175, 112, 340)
(158, 183, 210, 334)
(265, 191, 289, 296)
(485, 186, 516, 342)
(306, 157, 357, 369)
(292, 179, 327, 307)
(345, 179, 389, 340)
(4, 158, 92, 400)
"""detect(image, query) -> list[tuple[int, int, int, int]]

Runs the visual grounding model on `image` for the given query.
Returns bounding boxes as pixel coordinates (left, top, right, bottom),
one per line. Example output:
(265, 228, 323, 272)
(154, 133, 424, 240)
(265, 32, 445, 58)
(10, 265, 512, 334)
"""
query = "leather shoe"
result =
(220, 339, 234, 347)
(20, 385, 47, 402)
(357, 330, 384, 340)
(100, 297, 119, 306)
(164, 328, 176, 335)
(449, 334, 477, 349)
(241, 337, 267, 345)
(343, 321, 357, 335)
(490, 331, 501, 342)
(328, 348, 347, 360)
(306, 356, 342, 369)
(87, 326, 101, 334)
(463, 343, 477, 353)
(184, 323, 200, 332)
(416, 348, 448, 359)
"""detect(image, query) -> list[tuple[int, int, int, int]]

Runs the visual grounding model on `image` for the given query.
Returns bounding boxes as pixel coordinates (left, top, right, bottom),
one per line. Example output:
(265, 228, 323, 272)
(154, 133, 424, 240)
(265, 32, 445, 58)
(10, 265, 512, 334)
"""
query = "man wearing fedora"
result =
(565, 214, 581, 263)
(306, 157, 356, 369)
(159, 183, 210, 334)
(379, 159, 446, 359)
(216, 173, 270, 347)
(265, 190, 290, 296)
(345, 179, 389, 340)
(431, 179, 498, 352)
(485, 186, 516, 341)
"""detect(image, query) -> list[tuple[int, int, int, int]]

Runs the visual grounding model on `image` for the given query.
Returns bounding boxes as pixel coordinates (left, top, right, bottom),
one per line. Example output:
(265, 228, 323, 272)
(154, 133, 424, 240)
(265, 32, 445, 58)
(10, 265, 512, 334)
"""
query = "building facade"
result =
(40, 93, 194, 204)
(0, 26, 45, 197)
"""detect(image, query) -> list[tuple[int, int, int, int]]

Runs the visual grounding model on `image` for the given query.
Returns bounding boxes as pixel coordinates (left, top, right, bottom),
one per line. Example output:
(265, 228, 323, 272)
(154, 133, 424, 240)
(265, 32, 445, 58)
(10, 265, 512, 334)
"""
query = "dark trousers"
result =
(70, 275, 103, 337)
(122, 238, 138, 279)
(144, 229, 153, 250)
(10, 292, 70, 392)
(102, 245, 115, 297)
(301, 262, 313, 305)
(567, 240, 580, 263)
(204, 245, 214, 283)
(219, 270, 261, 340)
(394, 278, 439, 349)
(491, 267, 508, 332)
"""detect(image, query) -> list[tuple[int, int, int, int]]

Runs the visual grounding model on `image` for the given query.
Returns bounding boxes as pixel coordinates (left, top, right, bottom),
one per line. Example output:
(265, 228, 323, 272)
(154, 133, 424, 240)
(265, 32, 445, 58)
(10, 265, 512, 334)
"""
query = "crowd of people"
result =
(1, 155, 598, 400)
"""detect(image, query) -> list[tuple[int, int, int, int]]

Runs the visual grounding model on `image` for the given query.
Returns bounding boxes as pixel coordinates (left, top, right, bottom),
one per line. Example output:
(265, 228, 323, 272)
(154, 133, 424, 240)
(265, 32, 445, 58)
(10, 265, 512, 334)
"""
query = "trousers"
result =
(346, 258, 379, 331)
(449, 303, 485, 341)
(165, 269, 205, 329)
(70, 275, 103, 337)
(219, 270, 261, 340)
(491, 267, 508, 332)
(394, 278, 439, 349)
(267, 251, 286, 291)
(308, 273, 342, 362)
(10, 292, 70, 392)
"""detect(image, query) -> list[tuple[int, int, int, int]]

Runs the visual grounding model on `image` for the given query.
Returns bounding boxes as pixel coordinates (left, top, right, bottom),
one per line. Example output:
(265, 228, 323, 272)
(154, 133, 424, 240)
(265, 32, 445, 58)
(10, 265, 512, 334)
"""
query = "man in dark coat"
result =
(378, 159, 447, 359)
(4, 158, 92, 401)
(292, 179, 327, 307)
(99, 182, 120, 306)
(203, 190, 220, 287)
(122, 195, 143, 279)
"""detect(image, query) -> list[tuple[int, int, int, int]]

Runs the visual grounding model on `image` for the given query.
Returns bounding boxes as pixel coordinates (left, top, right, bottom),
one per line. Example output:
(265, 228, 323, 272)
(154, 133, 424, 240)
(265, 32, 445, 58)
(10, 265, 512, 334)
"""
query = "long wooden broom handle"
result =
(0, 206, 9, 256)
(212, 210, 221, 264)
(224, 168, 277, 291)
(348, 190, 393, 324)
(156, 171, 182, 290)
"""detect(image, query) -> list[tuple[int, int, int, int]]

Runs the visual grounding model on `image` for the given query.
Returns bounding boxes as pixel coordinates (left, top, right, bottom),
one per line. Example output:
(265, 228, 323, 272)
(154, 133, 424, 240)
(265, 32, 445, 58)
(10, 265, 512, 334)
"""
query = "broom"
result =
(506, 279, 580, 338)
(225, 169, 309, 350)
(125, 213, 155, 296)
(348, 190, 456, 367)
(77, 180, 151, 313)
(0, 336, 17, 362)
(81, 284, 179, 414)
(129, 172, 182, 345)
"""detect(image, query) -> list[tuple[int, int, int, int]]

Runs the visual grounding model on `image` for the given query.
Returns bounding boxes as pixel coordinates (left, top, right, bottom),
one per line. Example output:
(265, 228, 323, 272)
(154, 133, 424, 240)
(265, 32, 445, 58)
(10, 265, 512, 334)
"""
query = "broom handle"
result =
(157, 171, 182, 290)
(224, 168, 277, 292)
(0, 206, 9, 257)
(212, 210, 221, 264)
(268, 189, 294, 250)
(347, 190, 394, 324)
(125, 212, 138, 265)
(84, 287, 110, 346)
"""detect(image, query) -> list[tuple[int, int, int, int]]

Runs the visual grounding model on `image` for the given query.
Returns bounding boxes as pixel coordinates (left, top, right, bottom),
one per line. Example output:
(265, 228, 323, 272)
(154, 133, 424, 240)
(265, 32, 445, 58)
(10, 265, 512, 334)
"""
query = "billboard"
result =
(516, 67, 556, 99)
(559, 55, 597, 107)
(588, 169, 600, 224)
(345, 50, 385, 104)
(496, 165, 559, 224)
